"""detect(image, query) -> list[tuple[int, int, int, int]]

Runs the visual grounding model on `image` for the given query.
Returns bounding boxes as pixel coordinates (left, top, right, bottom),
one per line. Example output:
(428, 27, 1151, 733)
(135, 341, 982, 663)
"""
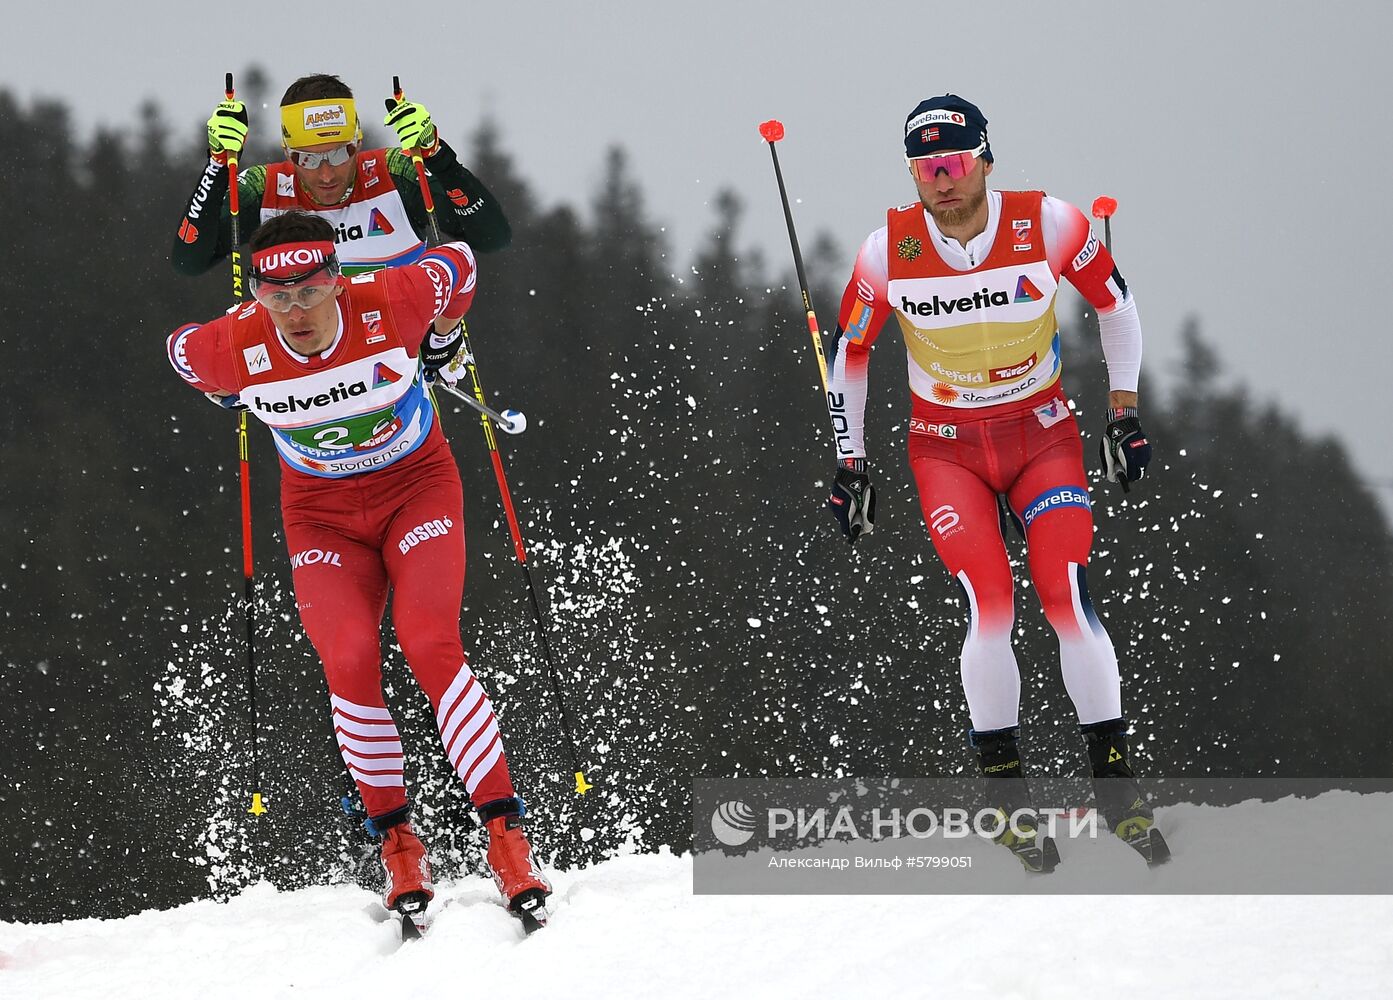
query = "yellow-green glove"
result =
(207, 100, 249, 162)
(383, 99, 438, 156)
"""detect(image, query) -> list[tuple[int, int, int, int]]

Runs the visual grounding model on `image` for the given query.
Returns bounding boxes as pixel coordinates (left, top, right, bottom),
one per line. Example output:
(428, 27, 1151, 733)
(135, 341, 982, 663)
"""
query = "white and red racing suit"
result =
(829, 190, 1144, 732)
(166, 245, 518, 818)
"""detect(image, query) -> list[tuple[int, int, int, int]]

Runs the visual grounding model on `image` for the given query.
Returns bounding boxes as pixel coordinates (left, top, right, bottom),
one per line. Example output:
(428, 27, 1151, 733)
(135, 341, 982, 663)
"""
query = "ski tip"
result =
(1091, 195, 1118, 220)
(400, 911, 427, 940)
(574, 771, 593, 795)
(758, 120, 785, 143)
(512, 889, 550, 936)
(248, 792, 268, 816)
(1145, 829, 1173, 867)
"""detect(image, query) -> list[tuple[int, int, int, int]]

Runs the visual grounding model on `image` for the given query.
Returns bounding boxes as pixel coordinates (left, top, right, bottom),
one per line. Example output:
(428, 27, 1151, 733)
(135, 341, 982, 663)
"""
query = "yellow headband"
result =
(280, 98, 360, 148)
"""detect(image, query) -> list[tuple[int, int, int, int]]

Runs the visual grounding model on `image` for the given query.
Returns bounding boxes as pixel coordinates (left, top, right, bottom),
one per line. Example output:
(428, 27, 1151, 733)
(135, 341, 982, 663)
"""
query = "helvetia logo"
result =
(367, 208, 395, 236)
(1014, 276, 1044, 303)
(711, 801, 757, 847)
(900, 288, 1010, 317)
(252, 380, 368, 414)
(372, 363, 402, 389)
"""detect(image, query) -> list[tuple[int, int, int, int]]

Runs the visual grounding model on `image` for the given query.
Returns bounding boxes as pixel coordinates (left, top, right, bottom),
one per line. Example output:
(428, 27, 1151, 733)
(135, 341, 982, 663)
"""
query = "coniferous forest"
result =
(2, 81, 1390, 922)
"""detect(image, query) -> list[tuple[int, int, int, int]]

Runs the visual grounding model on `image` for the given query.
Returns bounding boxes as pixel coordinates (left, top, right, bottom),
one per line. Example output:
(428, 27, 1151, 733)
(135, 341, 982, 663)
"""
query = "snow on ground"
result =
(3, 795, 1391, 1000)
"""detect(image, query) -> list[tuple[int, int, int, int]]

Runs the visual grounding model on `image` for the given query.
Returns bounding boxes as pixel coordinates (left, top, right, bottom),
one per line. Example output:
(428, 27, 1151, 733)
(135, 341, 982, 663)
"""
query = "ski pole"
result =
(1091, 195, 1117, 253)
(435, 379, 527, 434)
(225, 72, 267, 821)
(392, 76, 593, 798)
(758, 119, 840, 445)
(1091, 194, 1135, 494)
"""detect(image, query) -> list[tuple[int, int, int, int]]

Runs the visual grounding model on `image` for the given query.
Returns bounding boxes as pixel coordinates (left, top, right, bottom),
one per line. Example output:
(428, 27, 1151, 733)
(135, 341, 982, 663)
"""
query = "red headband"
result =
(251, 241, 337, 282)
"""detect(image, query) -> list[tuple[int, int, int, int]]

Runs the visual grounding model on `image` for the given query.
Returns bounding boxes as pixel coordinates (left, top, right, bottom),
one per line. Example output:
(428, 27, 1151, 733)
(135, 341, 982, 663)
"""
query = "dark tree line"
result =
(1, 84, 1389, 922)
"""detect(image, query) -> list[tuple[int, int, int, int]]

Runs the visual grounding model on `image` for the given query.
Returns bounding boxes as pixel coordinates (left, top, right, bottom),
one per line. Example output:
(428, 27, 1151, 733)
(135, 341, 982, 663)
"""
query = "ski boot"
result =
(1082, 719, 1171, 867)
(971, 727, 1060, 874)
(479, 797, 552, 934)
(373, 805, 434, 938)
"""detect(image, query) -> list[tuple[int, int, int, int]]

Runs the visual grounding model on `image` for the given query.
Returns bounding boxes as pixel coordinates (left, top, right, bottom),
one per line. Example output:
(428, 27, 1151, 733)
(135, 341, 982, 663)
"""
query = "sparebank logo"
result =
(1021, 486, 1091, 528)
(711, 801, 757, 847)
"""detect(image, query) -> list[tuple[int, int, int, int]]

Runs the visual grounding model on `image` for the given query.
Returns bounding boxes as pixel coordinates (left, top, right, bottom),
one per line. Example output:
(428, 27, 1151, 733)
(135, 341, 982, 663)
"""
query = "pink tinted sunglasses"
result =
(907, 142, 987, 182)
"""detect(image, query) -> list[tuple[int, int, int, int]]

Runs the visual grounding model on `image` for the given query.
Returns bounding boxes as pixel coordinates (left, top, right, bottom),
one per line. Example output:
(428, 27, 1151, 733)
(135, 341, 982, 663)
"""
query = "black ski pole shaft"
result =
(1091, 195, 1117, 254)
(395, 75, 593, 798)
(758, 120, 841, 450)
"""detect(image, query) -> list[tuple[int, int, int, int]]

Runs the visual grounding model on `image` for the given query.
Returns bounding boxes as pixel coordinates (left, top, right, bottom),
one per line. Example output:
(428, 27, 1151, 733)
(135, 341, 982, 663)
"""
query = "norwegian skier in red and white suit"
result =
(165, 210, 549, 921)
(823, 95, 1166, 866)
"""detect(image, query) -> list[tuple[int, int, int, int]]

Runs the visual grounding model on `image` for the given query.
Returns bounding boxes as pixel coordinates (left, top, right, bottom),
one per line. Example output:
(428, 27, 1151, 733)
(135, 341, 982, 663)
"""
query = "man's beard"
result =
(926, 184, 987, 229)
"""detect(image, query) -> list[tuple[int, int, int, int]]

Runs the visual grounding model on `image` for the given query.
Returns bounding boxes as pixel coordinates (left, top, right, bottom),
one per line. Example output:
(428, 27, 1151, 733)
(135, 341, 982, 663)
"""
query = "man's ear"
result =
(984, 160, 994, 178)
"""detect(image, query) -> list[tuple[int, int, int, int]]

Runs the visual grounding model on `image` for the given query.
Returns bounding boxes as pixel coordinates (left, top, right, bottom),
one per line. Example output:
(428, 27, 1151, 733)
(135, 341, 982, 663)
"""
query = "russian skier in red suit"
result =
(166, 211, 551, 924)
(824, 95, 1167, 869)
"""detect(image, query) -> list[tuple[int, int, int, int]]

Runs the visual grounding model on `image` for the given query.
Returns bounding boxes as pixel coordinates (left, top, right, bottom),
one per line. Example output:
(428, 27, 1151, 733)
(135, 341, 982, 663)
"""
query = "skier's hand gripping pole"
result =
(394, 75, 593, 800)
(1090, 195, 1152, 496)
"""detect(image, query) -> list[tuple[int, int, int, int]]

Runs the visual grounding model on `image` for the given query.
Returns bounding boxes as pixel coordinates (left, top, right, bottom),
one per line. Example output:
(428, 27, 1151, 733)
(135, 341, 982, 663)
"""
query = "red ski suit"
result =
(166, 245, 516, 817)
(830, 191, 1142, 731)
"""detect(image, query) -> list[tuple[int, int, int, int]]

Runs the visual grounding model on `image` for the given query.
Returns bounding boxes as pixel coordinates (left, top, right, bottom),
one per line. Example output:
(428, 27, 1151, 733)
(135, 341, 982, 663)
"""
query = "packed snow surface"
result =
(3, 795, 1391, 999)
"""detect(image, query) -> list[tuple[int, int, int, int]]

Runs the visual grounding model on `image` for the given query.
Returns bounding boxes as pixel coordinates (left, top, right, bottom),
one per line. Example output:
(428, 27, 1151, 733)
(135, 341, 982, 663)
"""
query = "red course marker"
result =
(1091, 195, 1118, 220)
(759, 119, 785, 143)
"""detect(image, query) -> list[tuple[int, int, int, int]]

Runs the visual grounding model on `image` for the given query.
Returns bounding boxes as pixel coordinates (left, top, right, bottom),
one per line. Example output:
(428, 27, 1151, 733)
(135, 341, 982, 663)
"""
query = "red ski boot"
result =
(381, 821, 434, 917)
(481, 801, 551, 933)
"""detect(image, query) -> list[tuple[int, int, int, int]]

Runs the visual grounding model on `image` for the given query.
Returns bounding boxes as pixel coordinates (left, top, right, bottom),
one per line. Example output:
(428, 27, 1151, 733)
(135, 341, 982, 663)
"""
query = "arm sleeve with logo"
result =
(165, 315, 241, 395)
(170, 163, 268, 276)
(826, 227, 893, 460)
(1043, 196, 1143, 394)
(382, 243, 478, 354)
(387, 141, 511, 253)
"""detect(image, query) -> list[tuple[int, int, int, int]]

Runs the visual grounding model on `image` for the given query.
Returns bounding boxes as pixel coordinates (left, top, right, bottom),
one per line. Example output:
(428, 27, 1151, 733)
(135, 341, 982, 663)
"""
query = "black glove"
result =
(1099, 409, 1152, 492)
(827, 459, 876, 544)
(421, 325, 464, 383)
